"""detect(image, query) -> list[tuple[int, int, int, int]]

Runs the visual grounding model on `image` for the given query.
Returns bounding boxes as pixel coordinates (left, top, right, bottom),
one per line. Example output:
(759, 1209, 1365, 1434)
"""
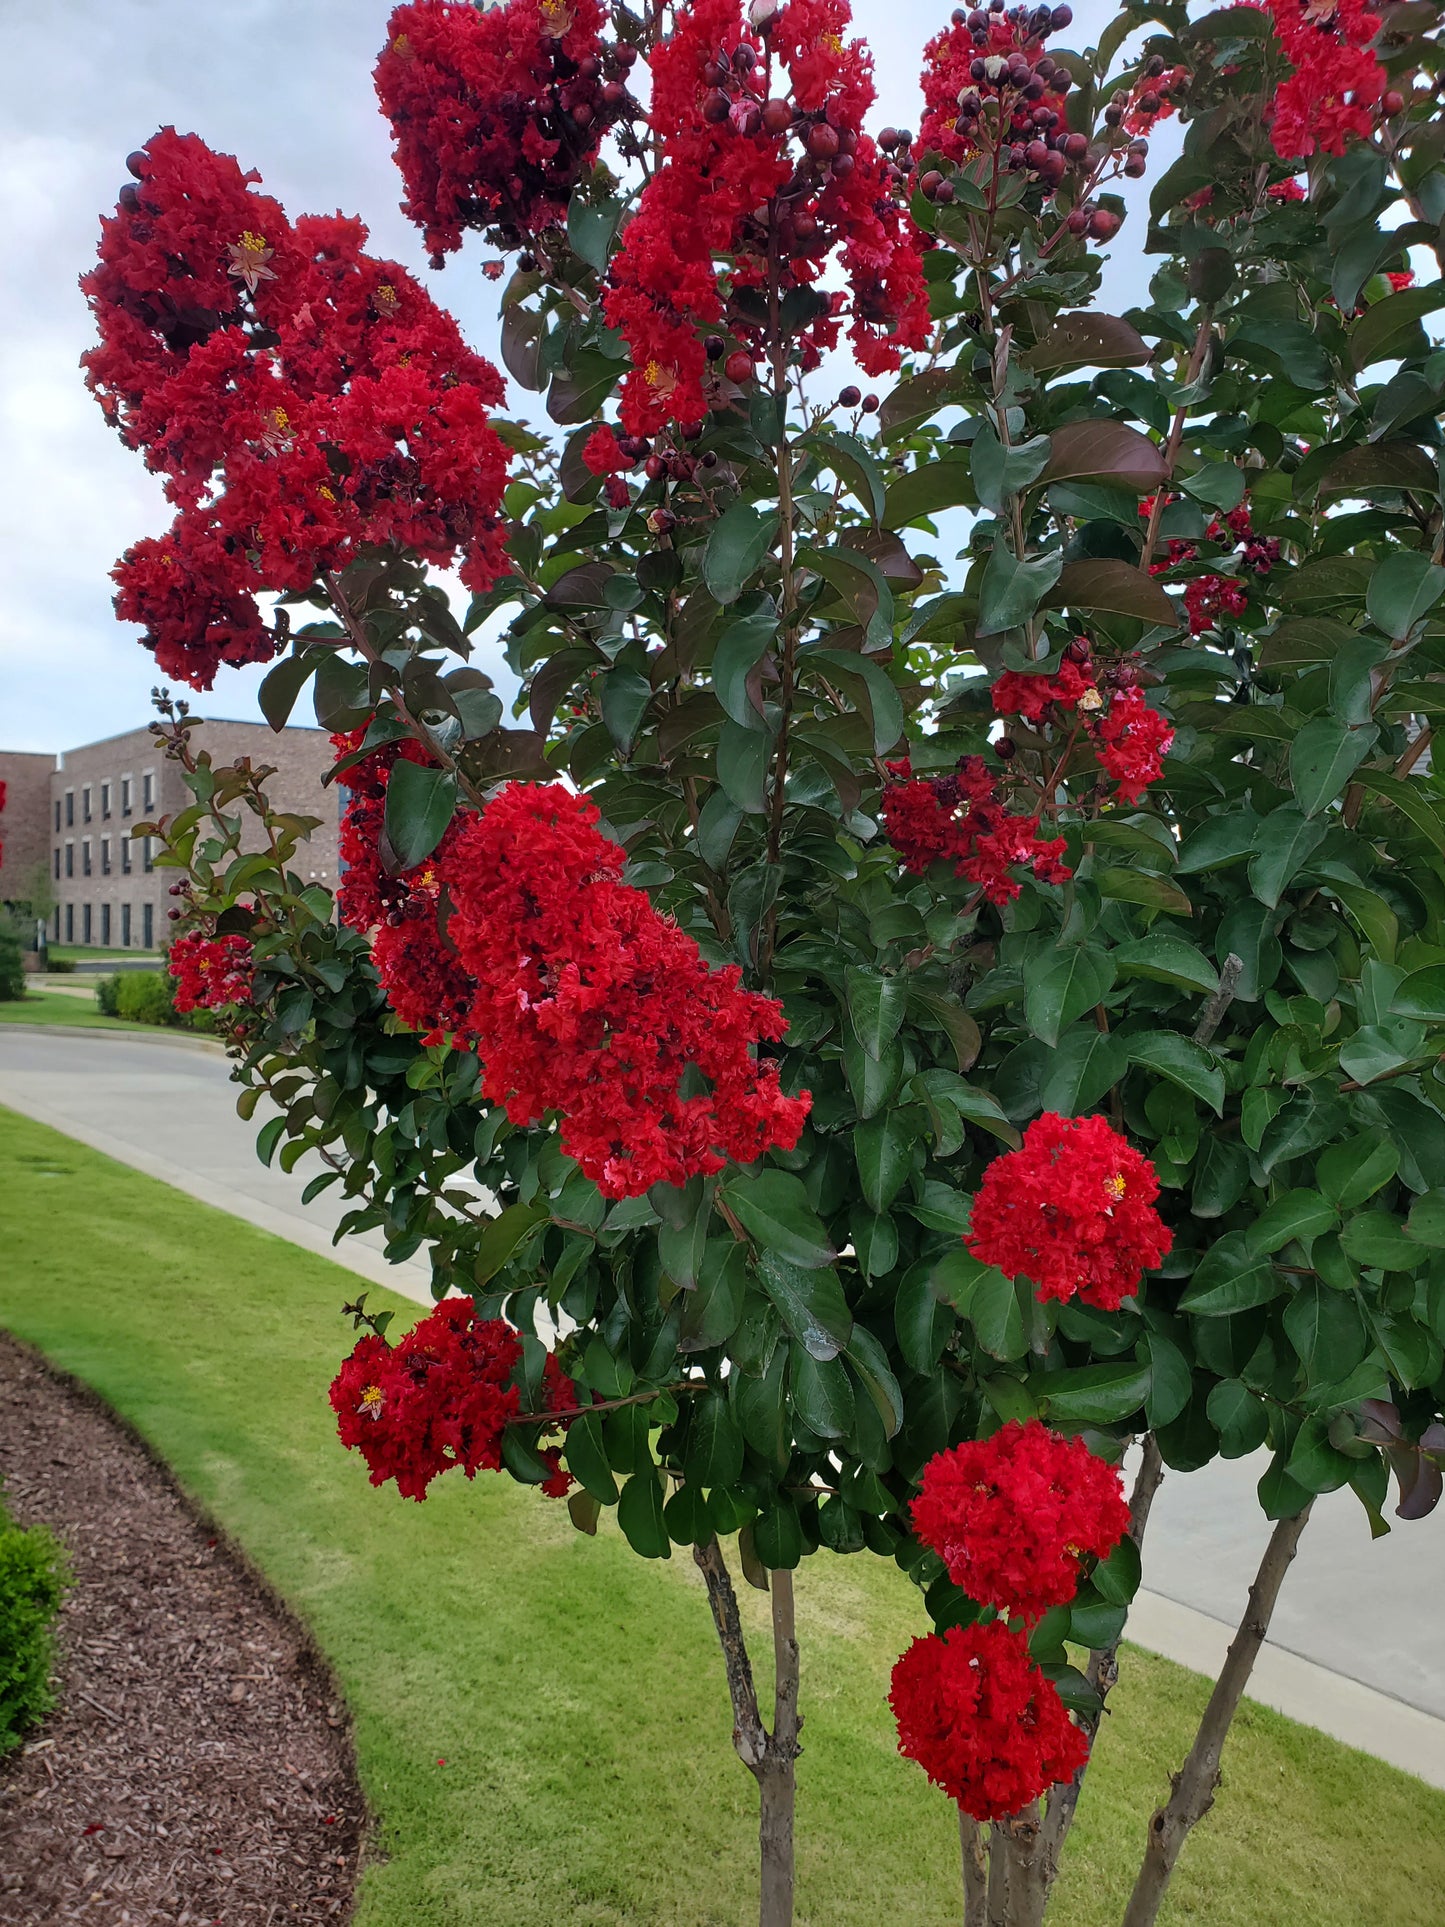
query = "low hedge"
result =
(0, 1498, 69, 1757)
(97, 970, 215, 1033)
(0, 933, 24, 1003)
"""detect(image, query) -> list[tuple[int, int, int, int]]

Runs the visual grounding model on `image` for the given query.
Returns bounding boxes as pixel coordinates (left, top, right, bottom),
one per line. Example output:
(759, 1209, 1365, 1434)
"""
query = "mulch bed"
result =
(0, 1333, 364, 1924)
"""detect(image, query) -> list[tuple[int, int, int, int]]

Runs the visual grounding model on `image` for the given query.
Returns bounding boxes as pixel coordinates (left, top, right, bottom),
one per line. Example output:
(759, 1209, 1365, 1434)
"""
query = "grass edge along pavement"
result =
(0, 1106, 1442, 1927)
(0, 990, 146, 1031)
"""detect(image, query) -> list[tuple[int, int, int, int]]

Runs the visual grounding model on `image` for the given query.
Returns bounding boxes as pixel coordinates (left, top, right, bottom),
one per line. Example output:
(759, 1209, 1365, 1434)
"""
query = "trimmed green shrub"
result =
(114, 970, 180, 1027)
(0, 1500, 69, 1756)
(0, 933, 25, 1002)
(95, 974, 121, 1017)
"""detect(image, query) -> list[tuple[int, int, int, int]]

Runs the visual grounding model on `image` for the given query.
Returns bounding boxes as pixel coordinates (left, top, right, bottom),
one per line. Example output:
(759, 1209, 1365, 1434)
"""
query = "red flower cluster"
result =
(330, 1296, 575, 1502)
(438, 783, 811, 1196)
(603, 0, 929, 434)
(991, 645, 1174, 806)
(1265, 0, 1387, 159)
(334, 760, 811, 1197)
(889, 1620, 1089, 1821)
(912, 1421, 1130, 1623)
(168, 932, 254, 1011)
(375, 0, 640, 260)
(967, 1112, 1172, 1310)
(84, 129, 510, 688)
(1183, 573, 1249, 635)
(881, 755, 1071, 907)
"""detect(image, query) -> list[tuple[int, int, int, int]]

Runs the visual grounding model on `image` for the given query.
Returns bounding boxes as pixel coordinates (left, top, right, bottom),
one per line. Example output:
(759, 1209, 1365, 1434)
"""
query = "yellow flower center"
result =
(1104, 1172, 1127, 1201)
(271, 406, 290, 430)
(821, 31, 844, 51)
(391, 32, 411, 53)
(318, 485, 336, 501)
(357, 1383, 384, 1419)
(238, 230, 269, 256)
(539, 0, 575, 31)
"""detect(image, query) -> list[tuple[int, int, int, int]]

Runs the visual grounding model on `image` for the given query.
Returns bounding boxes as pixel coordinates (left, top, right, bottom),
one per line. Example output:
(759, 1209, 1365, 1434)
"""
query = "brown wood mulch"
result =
(0, 1333, 364, 1925)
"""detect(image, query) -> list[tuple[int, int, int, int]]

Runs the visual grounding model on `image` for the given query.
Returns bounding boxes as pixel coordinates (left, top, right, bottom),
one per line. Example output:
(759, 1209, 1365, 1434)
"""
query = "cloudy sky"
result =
(0, 0, 1163, 754)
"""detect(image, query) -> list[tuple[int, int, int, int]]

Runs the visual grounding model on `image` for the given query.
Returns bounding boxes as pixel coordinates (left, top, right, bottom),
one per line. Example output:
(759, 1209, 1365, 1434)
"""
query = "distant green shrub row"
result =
(0, 933, 24, 1003)
(96, 970, 215, 1032)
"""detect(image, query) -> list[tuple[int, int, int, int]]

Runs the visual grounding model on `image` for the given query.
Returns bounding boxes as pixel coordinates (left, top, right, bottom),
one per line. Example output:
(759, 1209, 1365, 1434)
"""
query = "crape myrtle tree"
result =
(83, 0, 1445, 1918)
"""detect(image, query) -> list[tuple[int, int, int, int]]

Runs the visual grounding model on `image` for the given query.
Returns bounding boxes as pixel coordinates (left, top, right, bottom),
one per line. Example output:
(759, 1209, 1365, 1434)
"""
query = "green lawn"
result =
(47, 945, 162, 962)
(0, 991, 143, 1030)
(0, 1104, 1441, 1926)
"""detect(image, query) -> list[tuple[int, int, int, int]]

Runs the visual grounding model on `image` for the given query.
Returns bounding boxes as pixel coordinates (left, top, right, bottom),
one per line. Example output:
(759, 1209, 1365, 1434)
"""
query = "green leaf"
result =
(1340, 1210, 1422, 1271)
(565, 1410, 619, 1503)
(1039, 1028, 1128, 1115)
(732, 1347, 789, 1466)
(804, 648, 905, 753)
(1337, 1017, 1424, 1085)
(1180, 461, 1246, 513)
(258, 648, 320, 732)
(1283, 1282, 1368, 1383)
(710, 610, 778, 731)
(1258, 1454, 1313, 1520)
(754, 1249, 852, 1360)
(882, 456, 978, 528)
(970, 423, 1052, 515)
(547, 349, 625, 424)
(896, 1267, 954, 1373)
(854, 1113, 915, 1212)
(752, 1498, 804, 1571)
(617, 1467, 671, 1559)
(663, 1485, 713, 1547)
(1023, 311, 1151, 373)
(802, 429, 887, 523)
(1404, 1190, 1445, 1249)
(704, 502, 779, 605)
(977, 543, 1063, 638)
(1092, 1532, 1143, 1606)
(1126, 1032, 1225, 1116)
(1317, 1134, 1400, 1212)
(1391, 966, 1445, 1021)
(1245, 1190, 1339, 1255)
(1051, 560, 1178, 626)
(255, 1115, 286, 1168)
(600, 665, 652, 753)
(684, 1393, 744, 1490)
(1033, 1361, 1151, 1426)
(932, 1248, 1028, 1360)
(792, 1347, 856, 1438)
(844, 1325, 905, 1439)
(1094, 867, 1194, 916)
(382, 760, 458, 870)
(716, 718, 770, 814)
(1024, 946, 1116, 1049)
(1207, 1379, 1269, 1459)
(845, 967, 909, 1058)
(726, 1173, 837, 1272)
(1248, 808, 1327, 910)
(1350, 284, 1445, 369)
(1366, 553, 1445, 641)
(1112, 935, 1219, 995)
(566, 193, 621, 272)
(1353, 769, 1445, 854)
(1178, 1232, 1281, 1315)
(473, 1200, 549, 1286)
(1289, 719, 1379, 817)
(1141, 1331, 1193, 1429)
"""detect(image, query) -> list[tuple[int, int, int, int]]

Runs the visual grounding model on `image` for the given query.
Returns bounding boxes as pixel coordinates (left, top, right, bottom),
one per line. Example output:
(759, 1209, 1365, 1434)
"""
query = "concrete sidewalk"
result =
(2, 1026, 1443, 1788)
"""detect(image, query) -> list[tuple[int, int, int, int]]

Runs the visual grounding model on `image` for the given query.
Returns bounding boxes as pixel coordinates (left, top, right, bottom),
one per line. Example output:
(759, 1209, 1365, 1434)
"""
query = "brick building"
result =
(0, 751, 55, 913)
(2, 721, 339, 952)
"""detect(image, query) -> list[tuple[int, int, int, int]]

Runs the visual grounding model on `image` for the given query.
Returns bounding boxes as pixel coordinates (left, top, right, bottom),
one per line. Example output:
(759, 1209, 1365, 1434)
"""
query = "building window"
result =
(142, 770, 155, 812)
(82, 785, 92, 823)
(64, 842, 73, 879)
(122, 903, 131, 948)
(143, 837, 154, 874)
(53, 799, 60, 832)
(101, 781, 112, 818)
(65, 904, 74, 944)
(53, 907, 60, 941)
(101, 837, 111, 876)
(122, 836, 132, 875)
(65, 790, 74, 827)
(82, 838, 92, 878)
(142, 903, 153, 950)
(121, 775, 132, 817)
(83, 904, 92, 944)
(101, 904, 112, 946)
(53, 848, 60, 880)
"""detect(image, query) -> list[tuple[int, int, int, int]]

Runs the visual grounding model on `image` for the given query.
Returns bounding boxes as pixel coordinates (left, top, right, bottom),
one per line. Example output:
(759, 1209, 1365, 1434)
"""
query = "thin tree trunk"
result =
(694, 1539, 802, 1927)
(985, 1821, 1010, 1927)
(1121, 1504, 1313, 1927)
(995, 1802, 1048, 1927)
(960, 1813, 989, 1925)
(1036, 1436, 1167, 1896)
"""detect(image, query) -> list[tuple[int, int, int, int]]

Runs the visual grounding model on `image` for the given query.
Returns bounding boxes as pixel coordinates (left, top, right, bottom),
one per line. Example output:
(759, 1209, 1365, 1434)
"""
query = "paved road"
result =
(1, 1027, 1442, 1782)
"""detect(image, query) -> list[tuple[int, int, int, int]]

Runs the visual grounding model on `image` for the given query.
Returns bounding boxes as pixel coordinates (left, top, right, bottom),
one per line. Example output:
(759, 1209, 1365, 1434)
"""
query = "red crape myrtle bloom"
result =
(911, 1421, 1130, 1622)
(1092, 687, 1173, 805)
(168, 932, 254, 1011)
(1183, 573, 1249, 635)
(83, 129, 511, 688)
(603, 0, 929, 434)
(1264, 0, 1387, 159)
(375, 0, 639, 260)
(889, 1620, 1089, 1821)
(967, 1112, 1172, 1310)
(881, 756, 1071, 907)
(330, 1297, 575, 1502)
(437, 783, 811, 1197)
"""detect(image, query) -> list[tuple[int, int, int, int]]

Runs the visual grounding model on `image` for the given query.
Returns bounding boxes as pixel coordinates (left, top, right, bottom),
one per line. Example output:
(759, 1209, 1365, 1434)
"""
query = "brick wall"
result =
(45, 720, 340, 951)
(0, 751, 55, 910)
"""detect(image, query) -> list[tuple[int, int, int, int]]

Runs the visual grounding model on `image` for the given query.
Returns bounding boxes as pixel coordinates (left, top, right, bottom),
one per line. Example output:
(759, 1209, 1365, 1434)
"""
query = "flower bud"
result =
(1063, 131, 1088, 161)
(861, 392, 880, 412)
(1050, 3, 1072, 25)
(839, 384, 861, 407)
(748, 0, 781, 27)
(761, 96, 793, 134)
(703, 89, 731, 123)
(724, 350, 756, 383)
(1088, 206, 1123, 240)
(125, 150, 149, 179)
(731, 42, 757, 71)
(994, 737, 1017, 760)
(934, 178, 956, 203)
(805, 122, 840, 159)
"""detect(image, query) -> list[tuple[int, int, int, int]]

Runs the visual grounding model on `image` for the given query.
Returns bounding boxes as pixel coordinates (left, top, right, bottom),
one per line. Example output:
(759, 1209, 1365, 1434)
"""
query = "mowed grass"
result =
(0, 990, 143, 1029)
(1, 1103, 1442, 1927)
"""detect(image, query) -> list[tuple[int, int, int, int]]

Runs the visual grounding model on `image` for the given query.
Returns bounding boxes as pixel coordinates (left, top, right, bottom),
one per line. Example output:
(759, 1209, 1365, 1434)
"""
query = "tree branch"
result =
(1121, 1504, 1314, 1927)
(694, 1537, 768, 1772)
(960, 1813, 989, 1926)
(1193, 953, 1243, 1047)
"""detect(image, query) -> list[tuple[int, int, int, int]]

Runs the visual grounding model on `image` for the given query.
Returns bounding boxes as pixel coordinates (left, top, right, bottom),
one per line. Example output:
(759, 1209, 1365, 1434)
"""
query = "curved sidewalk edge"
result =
(1125, 1589, 1445, 1791)
(0, 1020, 228, 1054)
